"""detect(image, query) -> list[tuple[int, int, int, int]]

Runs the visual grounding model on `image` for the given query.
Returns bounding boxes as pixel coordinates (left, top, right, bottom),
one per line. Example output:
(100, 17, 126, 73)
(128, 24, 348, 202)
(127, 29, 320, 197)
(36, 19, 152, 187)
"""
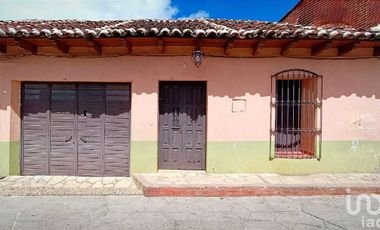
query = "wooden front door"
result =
(159, 82, 206, 170)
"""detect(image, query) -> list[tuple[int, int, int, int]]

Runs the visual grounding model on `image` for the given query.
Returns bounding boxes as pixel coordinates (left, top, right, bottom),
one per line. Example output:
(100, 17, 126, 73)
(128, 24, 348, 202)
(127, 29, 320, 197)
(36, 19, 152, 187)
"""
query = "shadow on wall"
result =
(130, 57, 380, 100)
(0, 56, 379, 115)
(20, 83, 131, 117)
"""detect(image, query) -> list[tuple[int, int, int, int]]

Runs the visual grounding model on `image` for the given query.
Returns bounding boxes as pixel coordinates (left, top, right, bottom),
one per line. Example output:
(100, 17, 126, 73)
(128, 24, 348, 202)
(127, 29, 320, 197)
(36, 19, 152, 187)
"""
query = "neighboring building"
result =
(0, 18, 379, 177)
(281, 0, 380, 29)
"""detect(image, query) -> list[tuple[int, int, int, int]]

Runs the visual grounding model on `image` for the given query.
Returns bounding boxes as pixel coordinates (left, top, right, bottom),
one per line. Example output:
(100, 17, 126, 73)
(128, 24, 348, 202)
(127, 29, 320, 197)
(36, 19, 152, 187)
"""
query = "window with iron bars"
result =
(270, 69, 323, 159)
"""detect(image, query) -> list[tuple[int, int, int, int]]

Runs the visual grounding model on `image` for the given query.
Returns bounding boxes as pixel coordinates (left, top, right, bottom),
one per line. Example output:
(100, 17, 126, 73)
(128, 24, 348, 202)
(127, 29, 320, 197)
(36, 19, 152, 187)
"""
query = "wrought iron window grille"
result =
(270, 69, 323, 160)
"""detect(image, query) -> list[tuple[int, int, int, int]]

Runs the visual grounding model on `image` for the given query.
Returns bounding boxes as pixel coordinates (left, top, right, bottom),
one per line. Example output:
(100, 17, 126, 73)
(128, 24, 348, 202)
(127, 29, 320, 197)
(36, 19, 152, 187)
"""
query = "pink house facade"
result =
(0, 19, 379, 176)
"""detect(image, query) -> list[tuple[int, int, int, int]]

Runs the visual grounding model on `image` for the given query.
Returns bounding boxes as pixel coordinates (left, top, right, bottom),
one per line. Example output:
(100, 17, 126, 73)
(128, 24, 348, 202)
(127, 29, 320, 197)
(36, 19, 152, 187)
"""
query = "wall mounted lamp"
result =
(192, 50, 204, 68)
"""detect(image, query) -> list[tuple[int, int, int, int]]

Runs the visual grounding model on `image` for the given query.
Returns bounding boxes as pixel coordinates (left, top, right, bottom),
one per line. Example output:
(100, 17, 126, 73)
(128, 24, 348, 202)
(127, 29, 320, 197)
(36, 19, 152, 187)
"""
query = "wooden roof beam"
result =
(281, 40, 298, 56)
(252, 40, 265, 55)
(312, 41, 332, 56)
(195, 38, 203, 50)
(338, 41, 360, 56)
(15, 38, 37, 54)
(50, 39, 69, 54)
(224, 39, 234, 55)
(88, 39, 102, 55)
(157, 38, 164, 54)
(0, 44, 6, 53)
(374, 47, 380, 57)
(120, 39, 132, 53)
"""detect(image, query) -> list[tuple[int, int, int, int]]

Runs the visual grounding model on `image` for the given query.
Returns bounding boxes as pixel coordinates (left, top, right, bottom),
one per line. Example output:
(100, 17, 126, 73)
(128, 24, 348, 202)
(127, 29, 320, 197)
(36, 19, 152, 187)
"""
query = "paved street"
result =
(0, 195, 377, 230)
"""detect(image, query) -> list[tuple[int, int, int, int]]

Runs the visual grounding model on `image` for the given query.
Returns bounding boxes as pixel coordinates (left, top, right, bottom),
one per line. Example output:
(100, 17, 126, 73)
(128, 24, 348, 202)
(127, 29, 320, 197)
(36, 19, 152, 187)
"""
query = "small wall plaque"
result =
(232, 98, 246, 113)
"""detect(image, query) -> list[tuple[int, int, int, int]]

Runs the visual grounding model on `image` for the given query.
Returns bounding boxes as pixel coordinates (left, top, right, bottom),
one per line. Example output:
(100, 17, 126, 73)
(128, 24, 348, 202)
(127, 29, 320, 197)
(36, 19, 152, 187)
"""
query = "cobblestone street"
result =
(0, 195, 377, 230)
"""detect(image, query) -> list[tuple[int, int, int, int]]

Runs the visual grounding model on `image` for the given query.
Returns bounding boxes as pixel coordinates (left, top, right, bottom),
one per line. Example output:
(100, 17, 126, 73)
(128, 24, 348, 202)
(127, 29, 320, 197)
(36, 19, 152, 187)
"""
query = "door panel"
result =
(22, 84, 50, 175)
(159, 85, 182, 169)
(50, 84, 76, 175)
(159, 82, 206, 170)
(104, 84, 131, 176)
(77, 85, 104, 176)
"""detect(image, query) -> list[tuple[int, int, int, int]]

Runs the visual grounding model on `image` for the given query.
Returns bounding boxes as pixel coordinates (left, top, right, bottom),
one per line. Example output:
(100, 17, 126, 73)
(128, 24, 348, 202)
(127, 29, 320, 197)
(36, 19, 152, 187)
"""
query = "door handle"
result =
(80, 136, 87, 143)
(65, 136, 73, 142)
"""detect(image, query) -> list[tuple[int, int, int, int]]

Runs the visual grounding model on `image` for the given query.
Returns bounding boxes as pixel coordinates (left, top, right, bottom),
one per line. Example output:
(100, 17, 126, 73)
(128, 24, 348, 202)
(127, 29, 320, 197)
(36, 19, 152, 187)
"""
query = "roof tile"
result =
(0, 19, 378, 41)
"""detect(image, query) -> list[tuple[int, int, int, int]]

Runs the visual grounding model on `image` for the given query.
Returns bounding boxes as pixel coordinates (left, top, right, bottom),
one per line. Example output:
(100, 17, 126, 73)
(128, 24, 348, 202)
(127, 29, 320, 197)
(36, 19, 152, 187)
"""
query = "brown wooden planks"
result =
(104, 84, 131, 176)
(22, 84, 50, 175)
(50, 84, 76, 175)
(21, 83, 131, 176)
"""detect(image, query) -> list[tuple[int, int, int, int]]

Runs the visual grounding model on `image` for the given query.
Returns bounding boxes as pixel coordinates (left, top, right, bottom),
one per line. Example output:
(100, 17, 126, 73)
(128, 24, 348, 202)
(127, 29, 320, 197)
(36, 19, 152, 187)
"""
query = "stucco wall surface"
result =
(0, 56, 379, 175)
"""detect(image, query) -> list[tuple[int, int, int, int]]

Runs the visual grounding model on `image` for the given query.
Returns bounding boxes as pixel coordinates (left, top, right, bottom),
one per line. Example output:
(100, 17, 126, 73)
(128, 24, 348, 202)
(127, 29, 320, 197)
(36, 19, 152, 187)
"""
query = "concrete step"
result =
(133, 173, 380, 197)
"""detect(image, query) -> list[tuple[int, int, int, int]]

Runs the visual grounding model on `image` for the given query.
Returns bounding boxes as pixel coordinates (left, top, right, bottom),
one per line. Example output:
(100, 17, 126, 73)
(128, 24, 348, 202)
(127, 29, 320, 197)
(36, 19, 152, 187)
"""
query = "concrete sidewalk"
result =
(134, 171, 380, 197)
(0, 172, 379, 196)
(0, 176, 142, 196)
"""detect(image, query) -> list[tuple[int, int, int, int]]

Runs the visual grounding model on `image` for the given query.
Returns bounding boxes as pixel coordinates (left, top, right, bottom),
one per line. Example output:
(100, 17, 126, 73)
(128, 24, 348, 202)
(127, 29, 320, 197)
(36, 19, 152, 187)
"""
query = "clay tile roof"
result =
(0, 19, 379, 40)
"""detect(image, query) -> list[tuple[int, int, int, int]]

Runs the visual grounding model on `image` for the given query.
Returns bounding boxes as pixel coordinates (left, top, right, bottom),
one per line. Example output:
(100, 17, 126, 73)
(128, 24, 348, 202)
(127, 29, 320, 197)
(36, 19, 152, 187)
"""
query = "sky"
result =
(0, 0, 300, 21)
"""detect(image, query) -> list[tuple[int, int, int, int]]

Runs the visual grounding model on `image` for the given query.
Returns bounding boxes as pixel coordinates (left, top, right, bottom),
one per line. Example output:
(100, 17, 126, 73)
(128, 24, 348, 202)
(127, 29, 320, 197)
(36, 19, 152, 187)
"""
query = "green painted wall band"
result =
(0, 141, 379, 176)
(0, 141, 20, 176)
(206, 141, 380, 174)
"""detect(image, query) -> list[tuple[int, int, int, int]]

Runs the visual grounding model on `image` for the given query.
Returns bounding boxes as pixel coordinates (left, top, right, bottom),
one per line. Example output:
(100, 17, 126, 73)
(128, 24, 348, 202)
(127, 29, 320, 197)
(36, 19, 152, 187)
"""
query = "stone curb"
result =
(133, 173, 380, 197)
(142, 186, 380, 197)
(0, 187, 143, 196)
(131, 175, 145, 192)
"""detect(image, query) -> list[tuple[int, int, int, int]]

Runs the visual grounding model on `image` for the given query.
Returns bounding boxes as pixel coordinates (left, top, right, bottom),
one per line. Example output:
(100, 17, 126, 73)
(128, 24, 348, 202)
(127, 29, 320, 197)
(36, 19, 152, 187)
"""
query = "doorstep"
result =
(133, 172, 380, 197)
(0, 176, 143, 196)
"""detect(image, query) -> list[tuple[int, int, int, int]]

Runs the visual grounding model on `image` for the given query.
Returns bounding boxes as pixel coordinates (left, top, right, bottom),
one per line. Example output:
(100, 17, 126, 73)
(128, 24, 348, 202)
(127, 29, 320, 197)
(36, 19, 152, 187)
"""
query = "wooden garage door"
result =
(21, 83, 131, 176)
(159, 82, 206, 170)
